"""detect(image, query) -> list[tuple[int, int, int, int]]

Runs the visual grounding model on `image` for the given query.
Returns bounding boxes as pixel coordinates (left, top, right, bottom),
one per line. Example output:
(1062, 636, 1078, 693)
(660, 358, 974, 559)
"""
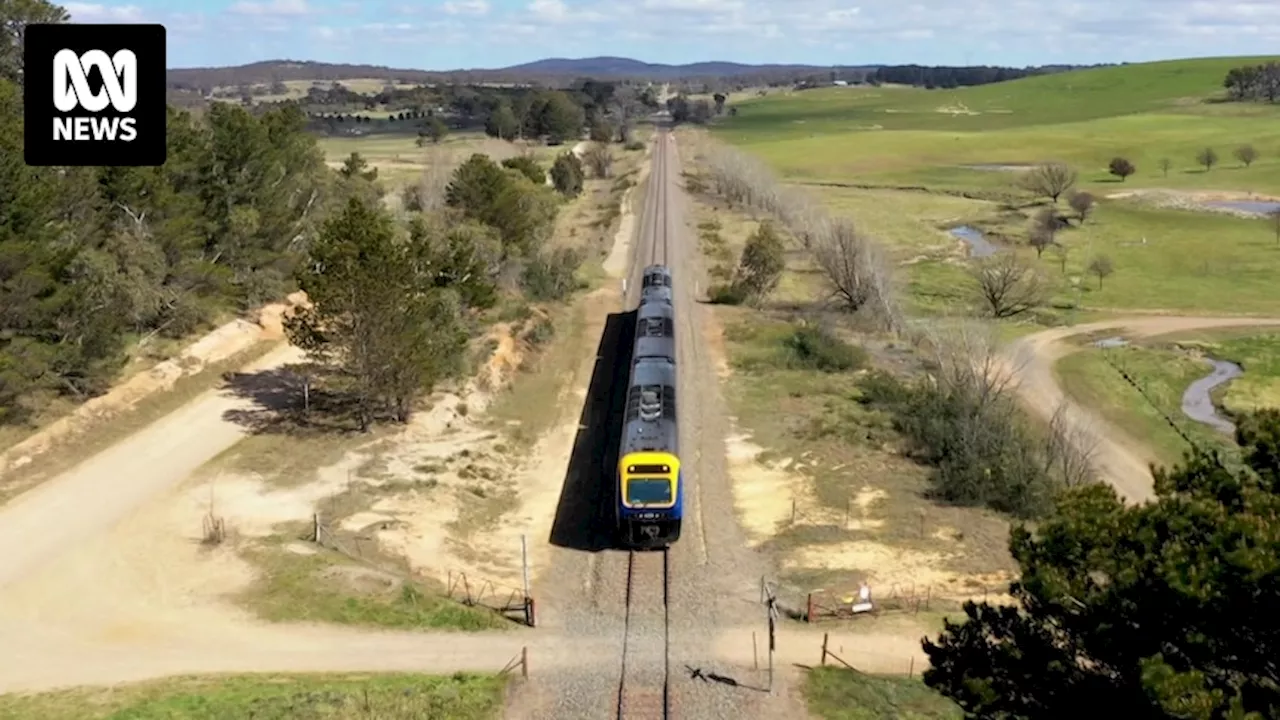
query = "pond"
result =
(1202, 200, 1280, 215)
(947, 226, 999, 257)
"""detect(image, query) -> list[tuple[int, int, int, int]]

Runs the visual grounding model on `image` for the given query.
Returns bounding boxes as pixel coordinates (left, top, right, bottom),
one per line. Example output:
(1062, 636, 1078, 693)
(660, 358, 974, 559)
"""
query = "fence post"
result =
(522, 646, 529, 679)
(753, 631, 759, 670)
(312, 513, 321, 543)
(526, 597, 537, 628)
(791, 499, 796, 525)
(521, 534, 530, 602)
(806, 593, 814, 623)
(821, 633, 829, 666)
(908, 656, 914, 679)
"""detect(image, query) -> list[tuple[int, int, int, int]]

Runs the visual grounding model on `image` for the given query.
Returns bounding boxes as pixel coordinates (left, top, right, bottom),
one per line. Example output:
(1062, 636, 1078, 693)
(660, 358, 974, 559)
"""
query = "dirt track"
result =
(1006, 315, 1280, 503)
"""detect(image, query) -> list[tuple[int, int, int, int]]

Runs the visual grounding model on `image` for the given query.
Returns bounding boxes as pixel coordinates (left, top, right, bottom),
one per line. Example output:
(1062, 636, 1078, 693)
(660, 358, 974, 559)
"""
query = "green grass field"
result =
(803, 667, 961, 719)
(0, 672, 506, 719)
(1053, 329, 1280, 468)
(711, 56, 1280, 317)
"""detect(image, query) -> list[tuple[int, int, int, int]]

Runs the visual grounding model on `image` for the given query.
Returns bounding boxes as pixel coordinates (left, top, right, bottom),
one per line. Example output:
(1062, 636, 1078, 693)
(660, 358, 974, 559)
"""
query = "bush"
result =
(708, 283, 747, 305)
(521, 247, 584, 301)
(525, 315, 555, 347)
(501, 156, 545, 186)
(624, 140, 645, 151)
(782, 323, 867, 372)
(550, 152, 585, 196)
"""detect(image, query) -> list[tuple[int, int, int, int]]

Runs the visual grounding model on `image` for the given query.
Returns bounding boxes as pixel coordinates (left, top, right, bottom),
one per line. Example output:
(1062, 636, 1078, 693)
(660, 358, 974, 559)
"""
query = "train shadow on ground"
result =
(549, 309, 637, 552)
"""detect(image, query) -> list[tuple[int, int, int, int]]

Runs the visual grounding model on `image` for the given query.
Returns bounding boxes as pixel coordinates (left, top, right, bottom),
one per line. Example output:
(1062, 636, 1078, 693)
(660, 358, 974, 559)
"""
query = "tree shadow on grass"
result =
(220, 363, 366, 435)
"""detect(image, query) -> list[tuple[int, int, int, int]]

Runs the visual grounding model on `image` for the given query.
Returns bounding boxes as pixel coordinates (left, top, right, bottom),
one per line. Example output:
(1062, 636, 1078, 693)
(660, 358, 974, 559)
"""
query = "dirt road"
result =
(1006, 315, 1280, 503)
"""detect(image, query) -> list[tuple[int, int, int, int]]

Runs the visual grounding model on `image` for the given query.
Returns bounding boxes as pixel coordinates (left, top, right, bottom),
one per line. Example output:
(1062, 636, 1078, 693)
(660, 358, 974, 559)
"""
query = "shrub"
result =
(501, 156, 545, 185)
(624, 140, 645, 151)
(521, 247, 584, 301)
(782, 323, 867, 372)
(708, 283, 748, 305)
(550, 152, 585, 196)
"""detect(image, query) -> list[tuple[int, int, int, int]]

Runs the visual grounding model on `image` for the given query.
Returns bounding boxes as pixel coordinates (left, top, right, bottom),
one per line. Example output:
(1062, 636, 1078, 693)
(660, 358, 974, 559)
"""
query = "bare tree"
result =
(1270, 207, 1280, 246)
(969, 252, 1048, 318)
(582, 142, 613, 178)
(1234, 144, 1259, 167)
(1048, 243, 1069, 274)
(1019, 163, 1077, 203)
(1087, 254, 1115, 289)
(1159, 157, 1172, 177)
(811, 218, 901, 328)
(1028, 207, 1060, 257)
(1067, 190, 1096, 223)
(919, 320, 1022, 411)
(1196, 147, 1219, 171)
(1042, 402, 1099, 487)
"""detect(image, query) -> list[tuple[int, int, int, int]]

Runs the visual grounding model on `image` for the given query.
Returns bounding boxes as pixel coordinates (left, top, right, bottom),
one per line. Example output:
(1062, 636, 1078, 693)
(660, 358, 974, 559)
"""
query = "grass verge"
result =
(237, 536, 510, 631)
(803, 667, 961, 720)
(0, 672, 507, 720)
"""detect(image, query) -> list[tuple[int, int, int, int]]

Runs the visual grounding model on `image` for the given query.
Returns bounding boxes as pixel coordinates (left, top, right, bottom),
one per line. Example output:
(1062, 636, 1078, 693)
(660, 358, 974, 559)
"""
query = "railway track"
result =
(614, 549, 673, 719)
(614, 126, 676, 720)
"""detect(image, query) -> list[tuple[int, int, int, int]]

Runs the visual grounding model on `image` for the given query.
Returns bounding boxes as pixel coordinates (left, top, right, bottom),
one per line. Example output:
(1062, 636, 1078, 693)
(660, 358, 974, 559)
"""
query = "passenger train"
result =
(615, 265, 683, 549)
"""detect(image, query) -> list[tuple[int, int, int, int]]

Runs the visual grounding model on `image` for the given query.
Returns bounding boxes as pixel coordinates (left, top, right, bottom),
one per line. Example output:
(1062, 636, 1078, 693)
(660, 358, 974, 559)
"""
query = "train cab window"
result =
(642, 273, 671, 289)
(626, 478, 673, 505)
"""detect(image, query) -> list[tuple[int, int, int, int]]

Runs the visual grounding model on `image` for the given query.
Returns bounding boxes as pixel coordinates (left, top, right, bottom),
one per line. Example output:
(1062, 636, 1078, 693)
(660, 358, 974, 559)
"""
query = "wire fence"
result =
(819, 632, 923, 679)
(311, 513, 536, 627)
(761, 575, 1008, 624)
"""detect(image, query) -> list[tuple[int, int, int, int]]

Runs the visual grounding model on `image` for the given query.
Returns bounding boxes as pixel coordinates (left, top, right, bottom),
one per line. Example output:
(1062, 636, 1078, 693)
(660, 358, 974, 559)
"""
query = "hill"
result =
(166, 57, 875, 90)
(717, 55, 1280, 140)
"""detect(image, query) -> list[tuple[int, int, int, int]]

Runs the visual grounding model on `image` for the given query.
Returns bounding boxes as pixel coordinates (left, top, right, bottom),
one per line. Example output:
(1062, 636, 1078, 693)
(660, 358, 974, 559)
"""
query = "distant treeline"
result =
(1223, 62, 1280, 102)
(865, 64, 1077, 88)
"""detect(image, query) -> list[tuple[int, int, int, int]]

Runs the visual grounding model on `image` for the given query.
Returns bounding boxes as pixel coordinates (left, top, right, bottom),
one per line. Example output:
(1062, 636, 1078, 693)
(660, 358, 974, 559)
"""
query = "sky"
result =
(63, 0, 1280, 70)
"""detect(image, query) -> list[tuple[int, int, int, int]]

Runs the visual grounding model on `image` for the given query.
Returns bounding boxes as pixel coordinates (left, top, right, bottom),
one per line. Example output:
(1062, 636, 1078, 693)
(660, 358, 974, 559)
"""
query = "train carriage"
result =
(616, 264, 682, 549)
(616, 358, 682, 547)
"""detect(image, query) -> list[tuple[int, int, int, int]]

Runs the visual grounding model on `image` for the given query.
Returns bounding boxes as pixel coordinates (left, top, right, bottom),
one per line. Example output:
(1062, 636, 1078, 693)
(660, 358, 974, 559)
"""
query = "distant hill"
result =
(166, 57, 878, 90)
(496, 56, 872, 79)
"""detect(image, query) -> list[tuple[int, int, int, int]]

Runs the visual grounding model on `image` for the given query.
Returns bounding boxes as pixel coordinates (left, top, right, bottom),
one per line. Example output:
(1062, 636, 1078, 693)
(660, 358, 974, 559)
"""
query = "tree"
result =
(1047, 243, 1069, 275)
(713, 92, 727, 115)
(1269, 207, 1280, 246)
(588, 118, 613, 143)
(811, 218, 895, 318)
(424, 116, 448, 144)
(922, 410, 1280, 719)
(1067, 190, 1096, 223)
(501, 155, 545, 186)
(286, 197, 467, 430)
(582, 143, 612, 178)
(1029, 207, 1060, 256)
(0, 0, 69, 84)
(1019, 163, 1077, 203)
(534, 91, 585, 144)
(969, 252, 1047, 318)
(1234, 144, 1258, 167)
(732, 220, 786, 301)
(1158, 157, 1172, 177)
(1086, 254, 1114, 289)
(485, 103, 520, 141)
(1107, 156, 1135, 181)
(550, 151, 585, 197)
(1197, 147, 1219, 171)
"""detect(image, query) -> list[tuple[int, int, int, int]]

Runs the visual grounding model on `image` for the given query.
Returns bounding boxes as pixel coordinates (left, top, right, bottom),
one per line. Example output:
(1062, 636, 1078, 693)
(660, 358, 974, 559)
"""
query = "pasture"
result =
(1055, 329, 1280, 467)
(711, 56, 1280, 317)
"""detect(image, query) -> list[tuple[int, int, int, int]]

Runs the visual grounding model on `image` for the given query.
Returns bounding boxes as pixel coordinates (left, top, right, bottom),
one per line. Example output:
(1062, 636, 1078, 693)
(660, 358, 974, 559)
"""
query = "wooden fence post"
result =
(821, 633, 829, 666)
(522, 646, 528, 679)
(806, 592, 814, 622)
(908, 656, 914, 679)
(753, 631, 759, 670)
(526, 597, 536, 627)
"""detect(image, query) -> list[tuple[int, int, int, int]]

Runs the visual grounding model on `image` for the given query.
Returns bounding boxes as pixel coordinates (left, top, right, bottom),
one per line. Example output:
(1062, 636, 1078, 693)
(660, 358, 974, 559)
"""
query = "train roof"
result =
(622, 358, 678, 455)
(638, 301, 673, 319)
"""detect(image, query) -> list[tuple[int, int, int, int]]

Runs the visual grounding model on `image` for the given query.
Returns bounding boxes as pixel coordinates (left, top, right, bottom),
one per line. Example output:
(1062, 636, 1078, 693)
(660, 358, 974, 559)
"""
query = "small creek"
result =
(1202, 200, 1280, 215)
(1180, 357, 1243, 434)
(948, 225, 999, 257)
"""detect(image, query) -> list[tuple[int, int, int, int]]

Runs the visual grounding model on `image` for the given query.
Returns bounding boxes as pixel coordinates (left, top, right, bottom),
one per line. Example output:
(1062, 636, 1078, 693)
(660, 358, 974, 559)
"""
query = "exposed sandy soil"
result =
(0, 293, 305, 479)
(1005, 315, 1280, 503)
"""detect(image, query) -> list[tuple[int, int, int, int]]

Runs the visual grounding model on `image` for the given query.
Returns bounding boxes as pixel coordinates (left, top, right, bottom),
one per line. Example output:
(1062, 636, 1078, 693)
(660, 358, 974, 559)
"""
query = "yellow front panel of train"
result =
(618, 452, 680, 508)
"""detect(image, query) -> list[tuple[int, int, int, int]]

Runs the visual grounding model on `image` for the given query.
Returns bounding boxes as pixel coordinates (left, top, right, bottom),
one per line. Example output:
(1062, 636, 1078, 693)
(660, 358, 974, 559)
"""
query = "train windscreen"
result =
(625, 478, 673, 505)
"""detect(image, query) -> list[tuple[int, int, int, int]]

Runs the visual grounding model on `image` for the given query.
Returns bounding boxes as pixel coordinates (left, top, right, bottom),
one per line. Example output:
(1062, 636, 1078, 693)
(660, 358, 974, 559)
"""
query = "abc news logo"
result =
(53, 49, 139, 142)
(24, 23, 166, 167)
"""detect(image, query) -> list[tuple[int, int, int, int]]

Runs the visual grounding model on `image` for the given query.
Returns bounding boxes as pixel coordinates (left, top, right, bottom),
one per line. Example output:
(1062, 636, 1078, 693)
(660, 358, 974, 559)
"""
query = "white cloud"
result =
(229, 0, 310, 16)
(443, 0, 490, 15)
(64, 3, 144, 22)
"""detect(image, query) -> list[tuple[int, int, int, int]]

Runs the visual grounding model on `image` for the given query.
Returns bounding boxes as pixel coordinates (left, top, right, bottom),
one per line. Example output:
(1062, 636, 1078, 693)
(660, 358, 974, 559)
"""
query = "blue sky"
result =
(64, 0, 1280, 70)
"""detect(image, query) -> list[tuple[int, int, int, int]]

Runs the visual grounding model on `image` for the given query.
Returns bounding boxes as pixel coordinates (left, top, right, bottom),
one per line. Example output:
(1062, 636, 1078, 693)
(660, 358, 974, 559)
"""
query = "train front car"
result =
(616, 359, 682, 549)
(641, 264, 673, 306)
